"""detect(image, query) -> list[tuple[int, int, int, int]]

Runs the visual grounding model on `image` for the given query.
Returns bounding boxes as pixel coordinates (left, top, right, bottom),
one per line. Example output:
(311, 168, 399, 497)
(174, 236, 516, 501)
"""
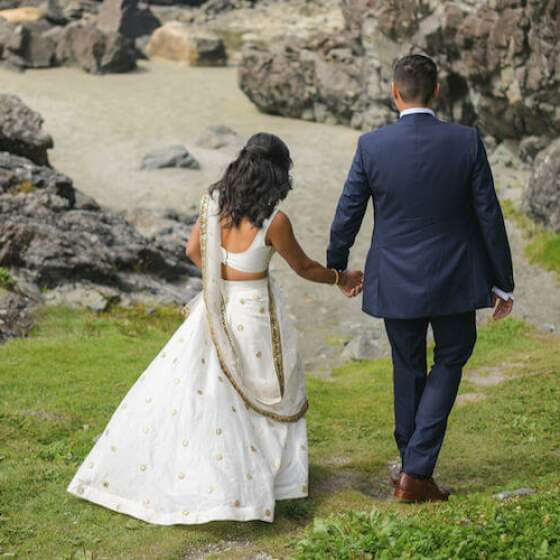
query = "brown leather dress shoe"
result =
(394, 473, 450, 503)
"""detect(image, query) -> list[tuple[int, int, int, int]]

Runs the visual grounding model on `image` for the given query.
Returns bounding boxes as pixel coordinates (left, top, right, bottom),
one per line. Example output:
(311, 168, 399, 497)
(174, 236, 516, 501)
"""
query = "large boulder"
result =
(56, 21, 137, 73)
(523, 138, 560, 233)
(239, 34, 393, 128)
(146, 21, 226, 66)
(96, 0, 160, 40)
(0, 94, 53, 166)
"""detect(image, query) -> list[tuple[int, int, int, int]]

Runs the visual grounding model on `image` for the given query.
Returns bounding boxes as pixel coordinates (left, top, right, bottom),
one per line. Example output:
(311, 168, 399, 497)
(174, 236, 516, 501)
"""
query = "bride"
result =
(67, 133, 363, 525)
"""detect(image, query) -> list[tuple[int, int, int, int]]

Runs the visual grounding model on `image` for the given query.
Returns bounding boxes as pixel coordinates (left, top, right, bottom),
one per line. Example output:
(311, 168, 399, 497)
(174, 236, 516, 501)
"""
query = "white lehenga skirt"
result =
(67, 278, 308, 525)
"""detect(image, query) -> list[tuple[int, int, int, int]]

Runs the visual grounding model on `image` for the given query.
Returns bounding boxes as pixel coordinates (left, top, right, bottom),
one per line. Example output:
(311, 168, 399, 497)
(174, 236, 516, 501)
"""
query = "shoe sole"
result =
(394, 490, 449, 503)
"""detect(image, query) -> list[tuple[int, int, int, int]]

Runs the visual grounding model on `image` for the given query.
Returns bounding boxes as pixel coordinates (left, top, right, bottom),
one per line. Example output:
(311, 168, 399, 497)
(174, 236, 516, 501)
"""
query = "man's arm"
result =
(327, 136, 370, 271)
(471, 128, 514, 295)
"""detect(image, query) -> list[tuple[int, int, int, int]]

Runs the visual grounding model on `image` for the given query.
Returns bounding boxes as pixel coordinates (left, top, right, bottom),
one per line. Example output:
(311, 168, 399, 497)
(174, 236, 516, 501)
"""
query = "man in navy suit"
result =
(327, 54, 514, 502)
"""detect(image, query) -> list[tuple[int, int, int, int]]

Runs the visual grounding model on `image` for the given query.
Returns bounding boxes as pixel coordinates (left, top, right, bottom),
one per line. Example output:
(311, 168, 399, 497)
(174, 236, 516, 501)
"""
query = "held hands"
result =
(492, 293, 513, 320)
(338, 270, 364, 298)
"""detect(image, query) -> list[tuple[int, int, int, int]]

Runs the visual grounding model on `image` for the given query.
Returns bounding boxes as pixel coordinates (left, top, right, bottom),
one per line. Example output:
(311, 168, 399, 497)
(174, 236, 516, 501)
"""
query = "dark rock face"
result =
(523, 138, 560, 233)
(56, 21, 137, 73)
(0, 152, 194, 289)
(240, 0, 560, 140)
(0, 96, 201, 339)
(0, 94, 53, 166)
(239, 34, 394, 129)
(141, 145, 200, 169)
(96, 0, 161, 40)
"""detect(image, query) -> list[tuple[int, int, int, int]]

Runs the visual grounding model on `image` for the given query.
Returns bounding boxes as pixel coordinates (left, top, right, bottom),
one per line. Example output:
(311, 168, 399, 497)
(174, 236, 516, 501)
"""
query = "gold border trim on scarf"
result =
(199, 193, 308, 424)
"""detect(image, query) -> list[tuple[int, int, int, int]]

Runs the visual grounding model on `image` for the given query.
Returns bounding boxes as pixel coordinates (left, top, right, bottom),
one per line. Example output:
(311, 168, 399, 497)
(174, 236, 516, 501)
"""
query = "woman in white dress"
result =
(67, 133, 363, 525)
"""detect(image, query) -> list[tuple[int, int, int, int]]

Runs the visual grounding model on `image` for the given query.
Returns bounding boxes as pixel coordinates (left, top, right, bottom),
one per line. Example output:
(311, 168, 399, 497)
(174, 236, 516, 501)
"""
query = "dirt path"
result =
(2, 62, 559, 374)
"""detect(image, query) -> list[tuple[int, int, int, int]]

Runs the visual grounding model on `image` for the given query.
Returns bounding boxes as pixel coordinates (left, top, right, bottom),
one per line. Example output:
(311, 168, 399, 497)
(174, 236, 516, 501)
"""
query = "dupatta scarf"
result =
(199, 192, 308, 423)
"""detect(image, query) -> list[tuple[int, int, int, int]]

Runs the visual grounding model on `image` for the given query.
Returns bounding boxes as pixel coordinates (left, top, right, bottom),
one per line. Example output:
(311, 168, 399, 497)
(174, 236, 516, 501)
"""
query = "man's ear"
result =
(433, 82, 441, 99)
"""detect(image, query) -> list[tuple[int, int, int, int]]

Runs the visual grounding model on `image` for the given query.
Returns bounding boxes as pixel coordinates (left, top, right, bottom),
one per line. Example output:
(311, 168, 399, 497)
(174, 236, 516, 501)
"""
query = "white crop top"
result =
(220, 208, 280, 274)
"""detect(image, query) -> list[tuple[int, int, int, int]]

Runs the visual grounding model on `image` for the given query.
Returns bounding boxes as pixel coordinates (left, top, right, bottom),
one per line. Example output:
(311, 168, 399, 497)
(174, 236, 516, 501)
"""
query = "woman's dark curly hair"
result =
(209, 132, 293, 228)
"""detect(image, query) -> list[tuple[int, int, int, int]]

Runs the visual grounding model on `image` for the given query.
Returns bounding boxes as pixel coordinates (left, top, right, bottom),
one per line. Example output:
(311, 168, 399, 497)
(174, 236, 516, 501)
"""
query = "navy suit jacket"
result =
(327, 112, 514, 319)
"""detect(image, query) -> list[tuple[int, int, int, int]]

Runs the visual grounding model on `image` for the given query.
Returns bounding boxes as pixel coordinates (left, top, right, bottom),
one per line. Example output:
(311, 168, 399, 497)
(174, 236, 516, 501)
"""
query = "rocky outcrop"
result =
(146, 21, 226, 65)
(56, 21, 137, 73)
(240, 0, 560, 140)
(0, 94, 53, 165)
(96, 0, 160, 40)
(0, 97, 200, 340)
(523, 138, 560, 233)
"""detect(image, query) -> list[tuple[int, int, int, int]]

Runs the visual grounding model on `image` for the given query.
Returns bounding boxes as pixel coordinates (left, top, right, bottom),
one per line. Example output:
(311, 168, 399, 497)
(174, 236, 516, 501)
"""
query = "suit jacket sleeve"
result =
(327, 137, 370, 271)
(471, 128, 515, 293)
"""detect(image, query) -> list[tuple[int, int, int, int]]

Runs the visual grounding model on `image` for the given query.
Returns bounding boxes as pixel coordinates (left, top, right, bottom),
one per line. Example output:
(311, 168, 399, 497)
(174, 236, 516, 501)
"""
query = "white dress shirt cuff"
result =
(492, 286, 514, 301)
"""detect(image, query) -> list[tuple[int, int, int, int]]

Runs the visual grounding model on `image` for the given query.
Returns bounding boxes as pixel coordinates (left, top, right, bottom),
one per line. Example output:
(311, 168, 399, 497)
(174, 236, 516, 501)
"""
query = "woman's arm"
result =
(267, 211, 363, 292)
(185, 219, 202, 269)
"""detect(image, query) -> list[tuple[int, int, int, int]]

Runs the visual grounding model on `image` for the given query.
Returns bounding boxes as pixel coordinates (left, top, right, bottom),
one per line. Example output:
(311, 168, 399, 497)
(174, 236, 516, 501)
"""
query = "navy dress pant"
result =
(384, 311, 477, 479)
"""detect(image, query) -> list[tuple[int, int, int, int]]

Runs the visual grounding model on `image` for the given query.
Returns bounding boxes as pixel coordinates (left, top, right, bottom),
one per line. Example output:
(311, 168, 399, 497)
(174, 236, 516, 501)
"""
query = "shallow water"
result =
(2, 60, 376, 373)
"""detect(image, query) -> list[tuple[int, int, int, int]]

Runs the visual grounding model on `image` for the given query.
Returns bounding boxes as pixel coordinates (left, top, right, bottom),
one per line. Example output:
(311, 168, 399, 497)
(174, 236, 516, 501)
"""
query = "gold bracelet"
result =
(330, 268, 339, 286)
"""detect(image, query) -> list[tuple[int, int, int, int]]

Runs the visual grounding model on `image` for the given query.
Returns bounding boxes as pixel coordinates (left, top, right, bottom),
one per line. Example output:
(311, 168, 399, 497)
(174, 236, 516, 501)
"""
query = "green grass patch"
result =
(296, 489, 560, 559)
(0, 307, 559, 558)
(0, 267, 14, 290)
(503, 200, 560, 281)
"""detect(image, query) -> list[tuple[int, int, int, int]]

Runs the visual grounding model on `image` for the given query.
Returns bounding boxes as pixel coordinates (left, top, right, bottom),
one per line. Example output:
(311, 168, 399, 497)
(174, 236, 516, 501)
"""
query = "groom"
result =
(327, 54, 514, 502)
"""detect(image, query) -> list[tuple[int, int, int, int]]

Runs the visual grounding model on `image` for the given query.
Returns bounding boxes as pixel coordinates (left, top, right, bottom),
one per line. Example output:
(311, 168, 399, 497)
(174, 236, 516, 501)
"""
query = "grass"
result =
(0, 267, 14, 291)
(0, 305, 559, 559)
(503, 200, 560, 280)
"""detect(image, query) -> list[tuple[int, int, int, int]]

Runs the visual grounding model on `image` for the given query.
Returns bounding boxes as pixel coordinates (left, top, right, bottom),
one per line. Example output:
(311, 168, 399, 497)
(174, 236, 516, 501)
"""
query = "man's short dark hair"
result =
(393, 54, 438, 105)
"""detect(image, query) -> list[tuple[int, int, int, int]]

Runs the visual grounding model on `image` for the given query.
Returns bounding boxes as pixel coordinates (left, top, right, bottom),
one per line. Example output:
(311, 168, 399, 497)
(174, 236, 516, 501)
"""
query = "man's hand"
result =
(492, 293, 513, 320)
(339, 270, 364, 298)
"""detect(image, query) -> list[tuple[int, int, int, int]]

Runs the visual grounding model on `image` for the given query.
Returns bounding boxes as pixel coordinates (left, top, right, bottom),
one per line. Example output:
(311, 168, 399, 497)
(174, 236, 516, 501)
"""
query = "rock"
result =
(493, 488, 536, 501)
(124, 206, 201, 276)
(146, 22, 226, 66)
(43, 282, 121, 312)
(3, 22, 58, 69)
(56, 21, 137, 74)
(97, 0, 160, 41)
(0, 94, 53, 165)
(44, 0, 67, 25)
(0, 151, 74, 201)
(0, 286, 35, 341)
(542, 323, 555, 333)
(489, 142, 520, 170)
(0, 7, 43, 24)
(60, 0, 98, 21)
(523, 138, 560, 233)
(518, 136, 550, 163)
(141, 145, 200, 169)
(341, 331, 383, 362)
(239, 36, 394, 128)
(195, 124, 243, 150)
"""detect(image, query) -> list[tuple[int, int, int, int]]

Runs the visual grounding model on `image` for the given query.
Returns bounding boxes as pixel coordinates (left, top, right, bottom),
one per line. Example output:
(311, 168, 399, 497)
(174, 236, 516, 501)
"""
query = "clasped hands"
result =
(338, 270, 364, 298)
